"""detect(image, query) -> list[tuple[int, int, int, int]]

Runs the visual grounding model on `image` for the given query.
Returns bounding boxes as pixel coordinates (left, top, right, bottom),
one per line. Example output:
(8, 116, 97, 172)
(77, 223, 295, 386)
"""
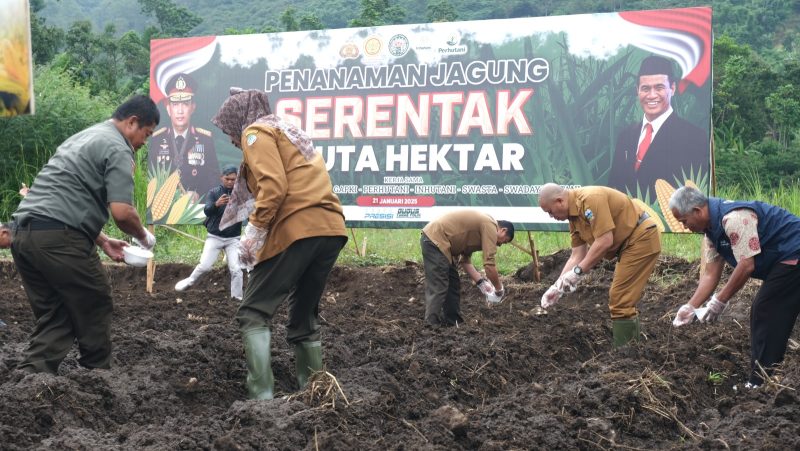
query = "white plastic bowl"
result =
(123, 246, 153, 267)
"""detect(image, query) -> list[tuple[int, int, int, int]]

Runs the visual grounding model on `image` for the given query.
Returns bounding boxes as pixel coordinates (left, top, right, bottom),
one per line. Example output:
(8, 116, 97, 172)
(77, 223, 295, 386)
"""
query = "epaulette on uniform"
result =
(152, 128, 167, 137)
(195, 127, 213, 137)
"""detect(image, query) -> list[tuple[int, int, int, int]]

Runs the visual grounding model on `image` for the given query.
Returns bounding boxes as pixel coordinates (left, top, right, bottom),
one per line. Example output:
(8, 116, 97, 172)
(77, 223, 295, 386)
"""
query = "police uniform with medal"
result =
(150, 73, 220, 196)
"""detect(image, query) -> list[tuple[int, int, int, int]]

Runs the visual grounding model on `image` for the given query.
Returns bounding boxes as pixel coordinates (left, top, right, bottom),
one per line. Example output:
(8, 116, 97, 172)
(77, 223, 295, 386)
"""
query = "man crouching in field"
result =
(420, 210, 514, 326)
(671, 186, 800, 388)
(538, 183, 661, 348)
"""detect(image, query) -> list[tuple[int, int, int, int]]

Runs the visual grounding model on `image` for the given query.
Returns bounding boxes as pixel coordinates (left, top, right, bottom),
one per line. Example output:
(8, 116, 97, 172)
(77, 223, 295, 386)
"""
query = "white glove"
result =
(239, 223, 268, 271)
(672, 303, 696, 327)
(486, 284, 504, 304)
(559, 268, 584, 293)
(540, 284, 563, 308)
(698, 295, 728, 323)
(477, 278, 494, 296)
(133, 228, 156, 250)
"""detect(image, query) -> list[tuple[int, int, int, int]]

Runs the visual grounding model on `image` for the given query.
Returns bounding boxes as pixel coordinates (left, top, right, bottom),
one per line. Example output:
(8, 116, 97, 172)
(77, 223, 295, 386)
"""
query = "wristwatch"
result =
(573, 265, 584, 275)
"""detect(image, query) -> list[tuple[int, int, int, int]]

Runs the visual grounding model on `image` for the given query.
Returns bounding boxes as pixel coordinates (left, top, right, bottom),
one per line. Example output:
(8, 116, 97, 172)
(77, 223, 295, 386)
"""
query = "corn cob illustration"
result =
(655, 179, 690, 233)
(151, 171, 181, 221)
(146, 178, 157, 207)
(166, 193, 193, 224)
(685, 179, 698, 189)
(631, 198, 665, 232)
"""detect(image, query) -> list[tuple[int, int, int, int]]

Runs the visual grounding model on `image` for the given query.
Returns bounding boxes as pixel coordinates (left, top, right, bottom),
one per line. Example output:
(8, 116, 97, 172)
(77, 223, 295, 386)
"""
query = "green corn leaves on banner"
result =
(148, 7, 712, 231)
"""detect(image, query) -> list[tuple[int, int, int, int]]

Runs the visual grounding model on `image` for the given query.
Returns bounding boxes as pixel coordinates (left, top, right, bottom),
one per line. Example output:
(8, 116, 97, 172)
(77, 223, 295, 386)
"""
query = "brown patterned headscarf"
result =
(211, 88, 272, 138)
(214, 88, 319, 230)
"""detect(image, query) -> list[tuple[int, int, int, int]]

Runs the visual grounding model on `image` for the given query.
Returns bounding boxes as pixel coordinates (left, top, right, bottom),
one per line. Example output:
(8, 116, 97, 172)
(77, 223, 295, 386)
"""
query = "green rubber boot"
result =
(295, 341, 322, 388)
(612, 317, 641, 349)
(243, 327, 274, 400)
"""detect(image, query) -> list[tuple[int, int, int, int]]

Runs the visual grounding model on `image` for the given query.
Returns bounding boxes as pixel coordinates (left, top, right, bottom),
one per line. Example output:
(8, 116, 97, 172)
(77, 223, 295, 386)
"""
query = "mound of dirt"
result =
(1, 256, 799, 449)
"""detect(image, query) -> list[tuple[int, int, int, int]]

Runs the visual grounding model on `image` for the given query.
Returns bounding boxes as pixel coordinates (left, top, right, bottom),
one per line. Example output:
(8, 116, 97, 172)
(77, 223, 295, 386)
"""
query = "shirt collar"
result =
(641, 106, 673, 136)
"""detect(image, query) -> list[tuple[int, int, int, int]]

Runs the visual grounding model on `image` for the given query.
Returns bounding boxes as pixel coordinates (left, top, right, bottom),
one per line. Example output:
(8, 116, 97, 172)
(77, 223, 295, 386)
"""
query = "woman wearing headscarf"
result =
(212, 88, 347, 400)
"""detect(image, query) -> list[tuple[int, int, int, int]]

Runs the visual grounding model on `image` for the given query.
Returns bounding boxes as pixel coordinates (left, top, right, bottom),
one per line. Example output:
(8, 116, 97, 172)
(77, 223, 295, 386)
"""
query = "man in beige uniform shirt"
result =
(421, 210, 514, 326)
(538, 184, 661, 347)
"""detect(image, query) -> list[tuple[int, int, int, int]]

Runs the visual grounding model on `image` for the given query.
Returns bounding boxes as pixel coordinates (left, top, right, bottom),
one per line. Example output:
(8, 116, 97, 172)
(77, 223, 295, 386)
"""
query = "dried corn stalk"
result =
(655, 179, 690, 233)
(151, 171, 181, 221)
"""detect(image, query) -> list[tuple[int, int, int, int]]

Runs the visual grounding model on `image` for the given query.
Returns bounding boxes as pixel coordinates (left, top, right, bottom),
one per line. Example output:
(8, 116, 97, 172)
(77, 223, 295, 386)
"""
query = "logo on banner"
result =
(397, 208, 421, 219)
(364, 36, 382, 56)
(438, 32, 467, 55)
(388, 34, 410, 57)
(339, 43, 360, 59)
(446, 33, 460, 46)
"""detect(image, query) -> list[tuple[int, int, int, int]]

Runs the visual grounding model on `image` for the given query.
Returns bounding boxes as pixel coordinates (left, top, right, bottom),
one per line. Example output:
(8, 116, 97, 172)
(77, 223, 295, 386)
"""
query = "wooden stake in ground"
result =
(146, 224, 156, 294)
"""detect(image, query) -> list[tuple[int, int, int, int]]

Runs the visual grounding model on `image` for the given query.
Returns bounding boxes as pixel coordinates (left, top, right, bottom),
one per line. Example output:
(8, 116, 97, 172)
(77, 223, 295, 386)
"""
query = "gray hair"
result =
(669, 186, 708, 215)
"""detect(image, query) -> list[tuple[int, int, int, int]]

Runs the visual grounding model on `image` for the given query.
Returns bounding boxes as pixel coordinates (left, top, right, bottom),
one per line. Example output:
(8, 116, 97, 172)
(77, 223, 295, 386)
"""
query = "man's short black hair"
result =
(497, 220, 514, 242)
(638, 55, 678, 85)
(112, 95, 160, 127)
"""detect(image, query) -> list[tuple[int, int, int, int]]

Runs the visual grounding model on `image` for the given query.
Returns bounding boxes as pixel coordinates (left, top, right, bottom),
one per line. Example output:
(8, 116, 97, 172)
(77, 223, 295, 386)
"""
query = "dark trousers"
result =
(236, 236, 346, 343)
(749, 262, 800, 385)
(421, 233, 463, 326)
(11, 228, 113, 373)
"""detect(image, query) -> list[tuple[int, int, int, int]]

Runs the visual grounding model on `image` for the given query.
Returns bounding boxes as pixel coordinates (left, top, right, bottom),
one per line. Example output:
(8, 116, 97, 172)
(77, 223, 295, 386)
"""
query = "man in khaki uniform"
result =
(421, 210, 514, 326)
(538, 183, 661, 347)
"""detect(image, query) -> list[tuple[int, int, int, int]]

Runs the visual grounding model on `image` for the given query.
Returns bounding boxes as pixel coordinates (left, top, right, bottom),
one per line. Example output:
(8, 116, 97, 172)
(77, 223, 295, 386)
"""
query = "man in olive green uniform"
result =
(212, 88, 347, 400)
(150, 73, 219, 198)
(11, 95, 159, 373)
(0, 221, 9, 328)
(538, 183, 661, 347)
(421, 210, 515, 326)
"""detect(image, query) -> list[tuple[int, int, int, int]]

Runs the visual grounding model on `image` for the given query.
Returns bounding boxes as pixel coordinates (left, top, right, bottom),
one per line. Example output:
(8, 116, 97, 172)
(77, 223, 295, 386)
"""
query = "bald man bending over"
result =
(537, 184, 661, 347)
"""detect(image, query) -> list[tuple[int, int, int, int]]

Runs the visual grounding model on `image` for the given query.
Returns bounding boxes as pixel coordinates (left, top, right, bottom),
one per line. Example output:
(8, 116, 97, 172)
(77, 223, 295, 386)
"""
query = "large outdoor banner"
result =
(0, 0, 34, 117)
(148, 7, 712, 232)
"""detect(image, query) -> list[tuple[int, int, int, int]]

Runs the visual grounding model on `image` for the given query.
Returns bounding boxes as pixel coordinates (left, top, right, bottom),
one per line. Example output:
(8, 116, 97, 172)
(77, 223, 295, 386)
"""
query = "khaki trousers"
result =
(609, 219, 661, 319)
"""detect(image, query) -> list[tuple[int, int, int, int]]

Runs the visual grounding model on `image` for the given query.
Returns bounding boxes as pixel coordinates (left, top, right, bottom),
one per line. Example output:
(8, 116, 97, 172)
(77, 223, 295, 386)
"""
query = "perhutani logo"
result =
(437, 46, 468, 55)
(388, 34, 410, 57)
(446, 33, 460, 46)
(438, 33, 467, 55)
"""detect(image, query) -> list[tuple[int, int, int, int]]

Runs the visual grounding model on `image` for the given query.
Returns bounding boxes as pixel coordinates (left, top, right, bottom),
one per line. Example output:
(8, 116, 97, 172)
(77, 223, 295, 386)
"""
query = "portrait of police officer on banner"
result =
(150, 73, 220, 200)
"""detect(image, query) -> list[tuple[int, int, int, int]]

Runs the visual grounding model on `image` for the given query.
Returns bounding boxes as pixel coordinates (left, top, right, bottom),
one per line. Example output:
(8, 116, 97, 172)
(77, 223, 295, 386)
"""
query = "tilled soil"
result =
(1, 253, 799, 450)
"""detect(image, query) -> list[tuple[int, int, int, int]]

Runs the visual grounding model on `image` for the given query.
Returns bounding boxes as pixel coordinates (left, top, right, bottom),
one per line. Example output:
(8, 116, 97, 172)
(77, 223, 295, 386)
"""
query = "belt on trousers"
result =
(21, 218, 74, 232)
(616, 212, 652, 259)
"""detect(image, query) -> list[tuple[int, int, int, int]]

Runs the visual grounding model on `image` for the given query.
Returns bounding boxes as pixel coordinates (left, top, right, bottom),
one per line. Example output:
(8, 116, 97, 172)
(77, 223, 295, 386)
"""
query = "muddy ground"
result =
(1, 252, 799, 450)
